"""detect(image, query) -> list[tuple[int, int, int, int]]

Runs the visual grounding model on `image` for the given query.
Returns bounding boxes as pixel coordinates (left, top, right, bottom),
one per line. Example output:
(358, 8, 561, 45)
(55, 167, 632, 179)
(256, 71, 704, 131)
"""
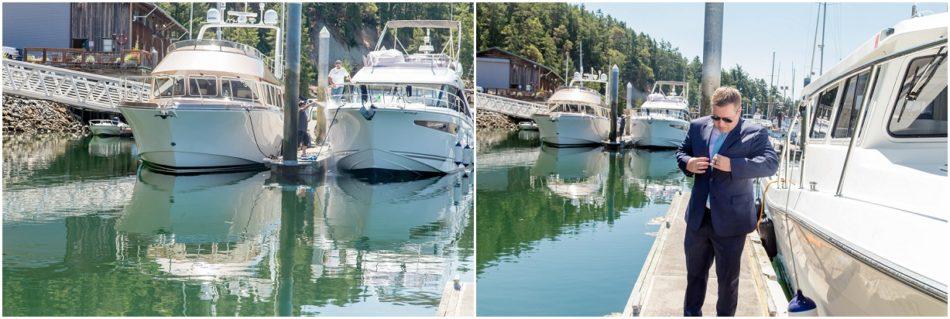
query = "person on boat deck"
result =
(328, 60, 350, 98)
(298, 100, 311, 151)
(675, 87, 778, 316)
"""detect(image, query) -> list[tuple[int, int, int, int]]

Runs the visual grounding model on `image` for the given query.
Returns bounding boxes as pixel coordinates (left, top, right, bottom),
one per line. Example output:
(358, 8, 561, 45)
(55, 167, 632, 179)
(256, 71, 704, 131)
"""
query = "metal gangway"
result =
(475, 92, 548, 120)
(2, 59, 151, 112)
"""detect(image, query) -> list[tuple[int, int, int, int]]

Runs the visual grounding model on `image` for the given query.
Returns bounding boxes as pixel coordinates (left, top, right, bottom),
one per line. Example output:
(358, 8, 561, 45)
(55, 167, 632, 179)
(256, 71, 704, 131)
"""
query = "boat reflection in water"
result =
(307, 171, 473, 315)
(1, 138, 473, 317)
(624, 149, 684, 204)
(87, 136, 136, 158)
(532, 146, 608, 206)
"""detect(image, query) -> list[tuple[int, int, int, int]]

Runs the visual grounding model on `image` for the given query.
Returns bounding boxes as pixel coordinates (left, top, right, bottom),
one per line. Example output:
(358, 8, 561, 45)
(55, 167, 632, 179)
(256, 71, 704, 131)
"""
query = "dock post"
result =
(317, 27, 330, 89)
(282, 3, 303, 162)
(626, 82, 633, 109)
(609, 65, 620, 144)
(700, 3, 723, 116)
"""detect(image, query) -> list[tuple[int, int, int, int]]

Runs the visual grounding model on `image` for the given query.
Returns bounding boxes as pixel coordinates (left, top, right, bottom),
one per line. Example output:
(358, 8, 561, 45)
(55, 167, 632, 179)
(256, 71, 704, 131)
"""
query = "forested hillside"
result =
(478, 3, 792, 112)
(157, 3, 474, 97)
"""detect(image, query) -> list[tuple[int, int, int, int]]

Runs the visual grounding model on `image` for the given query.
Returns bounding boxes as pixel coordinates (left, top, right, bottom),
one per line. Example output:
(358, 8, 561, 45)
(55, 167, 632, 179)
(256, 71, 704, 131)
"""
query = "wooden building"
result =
(3, 3, 187, 69)
(476, 47, 564, 95)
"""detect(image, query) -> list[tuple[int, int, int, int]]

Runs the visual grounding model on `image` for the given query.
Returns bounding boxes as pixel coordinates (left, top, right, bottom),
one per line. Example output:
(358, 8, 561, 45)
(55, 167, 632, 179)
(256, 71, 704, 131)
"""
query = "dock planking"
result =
(437, 281, 475, 317)
(623, 191, 787, 317)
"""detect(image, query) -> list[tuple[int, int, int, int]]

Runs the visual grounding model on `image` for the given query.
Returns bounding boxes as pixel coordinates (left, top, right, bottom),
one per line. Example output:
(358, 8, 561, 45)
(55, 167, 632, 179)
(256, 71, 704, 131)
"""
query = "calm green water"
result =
(2, 134, 474, 316)
(475, 130, 687, 316)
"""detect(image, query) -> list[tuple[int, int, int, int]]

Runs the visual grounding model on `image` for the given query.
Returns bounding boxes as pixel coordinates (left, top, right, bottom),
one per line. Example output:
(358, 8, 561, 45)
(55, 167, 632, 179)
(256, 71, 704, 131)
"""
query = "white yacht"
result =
(628, 81, 691, 148)
(326, 20, 474, 174)
(88, 118, 133, 137)
(742, 112, 773, 130)
(532, 72, 611, 146)
(119, 7, 285, 173)
(762, 12, 947, 315)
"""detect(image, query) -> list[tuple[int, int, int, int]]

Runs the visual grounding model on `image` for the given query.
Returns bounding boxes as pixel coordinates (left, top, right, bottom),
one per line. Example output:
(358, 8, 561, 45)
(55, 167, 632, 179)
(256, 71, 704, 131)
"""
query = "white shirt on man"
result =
(329, 67, 349, 88)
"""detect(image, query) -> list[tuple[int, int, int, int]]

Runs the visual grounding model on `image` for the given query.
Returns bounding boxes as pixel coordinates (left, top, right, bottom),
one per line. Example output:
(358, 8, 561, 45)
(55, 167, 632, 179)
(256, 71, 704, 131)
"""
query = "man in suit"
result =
(675, 87, 778, 316)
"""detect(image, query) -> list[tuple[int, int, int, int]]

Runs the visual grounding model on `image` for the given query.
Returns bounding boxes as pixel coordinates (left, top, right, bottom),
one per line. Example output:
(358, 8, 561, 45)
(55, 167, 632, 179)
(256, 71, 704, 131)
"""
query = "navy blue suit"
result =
(675, 116, 778, 316)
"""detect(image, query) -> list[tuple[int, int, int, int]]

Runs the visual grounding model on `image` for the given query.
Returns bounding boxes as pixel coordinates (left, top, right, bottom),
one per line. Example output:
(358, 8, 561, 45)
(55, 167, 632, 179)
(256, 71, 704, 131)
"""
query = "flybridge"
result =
(181, 4, 284, 79)
(372, 20, 464, 71)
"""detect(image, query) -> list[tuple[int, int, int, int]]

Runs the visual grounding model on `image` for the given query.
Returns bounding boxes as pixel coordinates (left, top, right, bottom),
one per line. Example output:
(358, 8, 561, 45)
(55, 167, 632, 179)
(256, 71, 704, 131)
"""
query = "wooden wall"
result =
(70, 3, 131, 51)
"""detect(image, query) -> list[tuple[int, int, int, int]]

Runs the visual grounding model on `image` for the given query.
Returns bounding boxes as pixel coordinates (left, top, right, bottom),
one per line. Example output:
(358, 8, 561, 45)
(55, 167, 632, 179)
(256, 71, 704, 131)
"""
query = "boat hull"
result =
(533, 113, 609, 146)
(327, 106, 473, 174)
(119, 105, 282, 173)
(89, 124, 132, 137)
(628, 116, 688, 148)
(765, 190, 947, 316)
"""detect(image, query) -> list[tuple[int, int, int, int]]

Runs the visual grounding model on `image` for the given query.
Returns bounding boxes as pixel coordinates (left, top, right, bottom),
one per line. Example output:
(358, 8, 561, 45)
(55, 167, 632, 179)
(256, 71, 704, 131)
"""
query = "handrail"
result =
(329, 83, 471, 118)
(22, 48, 154, 68)
(3, 58, 152, 111)
(474, 92, 548, 119)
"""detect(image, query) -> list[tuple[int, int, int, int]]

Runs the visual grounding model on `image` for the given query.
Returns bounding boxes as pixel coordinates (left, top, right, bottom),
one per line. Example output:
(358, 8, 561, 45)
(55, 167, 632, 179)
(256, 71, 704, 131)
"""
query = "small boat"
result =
(532, 72, 611, 146)
(762, 12, 947, 316)
(741, 113, 773, 130)
(326, 20, 474, 174)
(88, 118, 133, 137)
(628, 81, 691, 148)
(517, 121, 538, 131)
(119, 7, 285, 173)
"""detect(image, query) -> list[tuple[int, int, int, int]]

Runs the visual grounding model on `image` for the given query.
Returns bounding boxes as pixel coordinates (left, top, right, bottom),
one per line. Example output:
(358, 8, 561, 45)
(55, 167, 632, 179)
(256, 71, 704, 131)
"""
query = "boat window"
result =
(832, 70, 871, 138)
(155, 77, 184, 97)
(888, 53, 948, 138)
(223, 79, 259, 102)
(187, 77, 218, 97)
(809, 85, 838, 139)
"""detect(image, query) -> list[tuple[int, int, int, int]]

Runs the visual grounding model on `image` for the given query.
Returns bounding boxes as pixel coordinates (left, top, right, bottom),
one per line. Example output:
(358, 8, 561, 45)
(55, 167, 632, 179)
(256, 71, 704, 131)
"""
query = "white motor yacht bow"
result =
(628, 81, 691, 148)
(533, 72, 611, 146)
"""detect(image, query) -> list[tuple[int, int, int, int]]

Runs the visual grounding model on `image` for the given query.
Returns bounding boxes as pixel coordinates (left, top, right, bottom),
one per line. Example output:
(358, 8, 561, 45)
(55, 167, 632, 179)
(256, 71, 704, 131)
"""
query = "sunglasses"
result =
(711, 115, 734, 123)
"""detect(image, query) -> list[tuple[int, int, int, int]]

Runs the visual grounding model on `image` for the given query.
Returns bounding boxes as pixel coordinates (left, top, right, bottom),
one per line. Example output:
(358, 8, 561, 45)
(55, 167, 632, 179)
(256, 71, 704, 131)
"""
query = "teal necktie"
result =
(710, 133, 726, 158)
(707, 132, 727, 209)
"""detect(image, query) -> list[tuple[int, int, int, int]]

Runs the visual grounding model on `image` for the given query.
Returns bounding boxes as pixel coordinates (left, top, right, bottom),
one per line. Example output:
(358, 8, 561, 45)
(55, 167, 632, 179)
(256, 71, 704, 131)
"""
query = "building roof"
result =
(477, 47, 564, 83)
(138, 3, 188, 35)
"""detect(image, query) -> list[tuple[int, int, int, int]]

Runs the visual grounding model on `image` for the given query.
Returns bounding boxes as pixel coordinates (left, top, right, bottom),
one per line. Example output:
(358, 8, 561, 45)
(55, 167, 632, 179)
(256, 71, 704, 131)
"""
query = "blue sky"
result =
(582, 2, 947, 98)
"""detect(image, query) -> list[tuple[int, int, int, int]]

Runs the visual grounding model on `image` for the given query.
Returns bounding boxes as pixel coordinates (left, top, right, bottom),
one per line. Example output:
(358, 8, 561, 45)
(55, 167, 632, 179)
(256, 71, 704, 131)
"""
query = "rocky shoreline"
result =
(476, 110, 517, 131)
(2, 94, 87, 136)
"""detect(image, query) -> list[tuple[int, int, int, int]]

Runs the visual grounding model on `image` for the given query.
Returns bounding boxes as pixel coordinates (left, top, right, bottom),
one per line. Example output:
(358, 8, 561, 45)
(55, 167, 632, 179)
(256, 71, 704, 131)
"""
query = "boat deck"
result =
(622, 191, 788, 317)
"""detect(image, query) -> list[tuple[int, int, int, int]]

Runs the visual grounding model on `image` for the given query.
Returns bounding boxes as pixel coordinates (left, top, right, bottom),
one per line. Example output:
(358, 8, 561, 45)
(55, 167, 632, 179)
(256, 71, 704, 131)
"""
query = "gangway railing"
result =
(475, 92, 548, 120)
(2, 59, 151, 112)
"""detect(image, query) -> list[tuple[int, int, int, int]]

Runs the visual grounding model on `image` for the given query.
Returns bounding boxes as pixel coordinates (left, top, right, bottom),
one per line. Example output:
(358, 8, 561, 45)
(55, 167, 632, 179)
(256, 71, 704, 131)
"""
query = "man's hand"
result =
(686, 157, 710, 174)
(712, 154, 731, 172)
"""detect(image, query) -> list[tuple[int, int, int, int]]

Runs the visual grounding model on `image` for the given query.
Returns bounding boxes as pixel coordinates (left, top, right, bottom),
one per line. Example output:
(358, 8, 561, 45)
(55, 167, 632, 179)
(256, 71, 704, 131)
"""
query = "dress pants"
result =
(683, 207, 746, 316)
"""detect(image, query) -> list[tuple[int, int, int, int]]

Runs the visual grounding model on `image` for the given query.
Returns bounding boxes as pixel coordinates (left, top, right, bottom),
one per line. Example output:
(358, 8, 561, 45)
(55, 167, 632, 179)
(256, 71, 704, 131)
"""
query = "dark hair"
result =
(712, 87, 741, 108)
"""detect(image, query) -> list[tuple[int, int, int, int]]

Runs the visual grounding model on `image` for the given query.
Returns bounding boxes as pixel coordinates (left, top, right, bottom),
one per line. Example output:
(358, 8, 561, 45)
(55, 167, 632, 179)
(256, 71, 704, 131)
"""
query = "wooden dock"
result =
(437, 280, 475, 317)
(622, 191, 788, 317)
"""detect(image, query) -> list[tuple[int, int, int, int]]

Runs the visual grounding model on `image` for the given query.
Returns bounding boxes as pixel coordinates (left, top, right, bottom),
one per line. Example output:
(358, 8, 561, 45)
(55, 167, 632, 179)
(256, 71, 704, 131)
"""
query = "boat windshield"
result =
(551, 103, 606, 117)
(332, 83, 471, 117)
(126, 75, 282, 107)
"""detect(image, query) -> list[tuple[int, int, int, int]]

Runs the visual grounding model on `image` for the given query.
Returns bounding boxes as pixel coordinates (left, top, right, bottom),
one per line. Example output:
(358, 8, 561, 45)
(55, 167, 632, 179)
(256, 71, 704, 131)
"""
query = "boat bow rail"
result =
(2, 59, 151, 112)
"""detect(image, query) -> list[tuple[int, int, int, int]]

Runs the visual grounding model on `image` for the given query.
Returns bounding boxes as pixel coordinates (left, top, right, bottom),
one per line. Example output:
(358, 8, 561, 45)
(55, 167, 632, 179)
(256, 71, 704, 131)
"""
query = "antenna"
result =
(579, 41, 584, 75)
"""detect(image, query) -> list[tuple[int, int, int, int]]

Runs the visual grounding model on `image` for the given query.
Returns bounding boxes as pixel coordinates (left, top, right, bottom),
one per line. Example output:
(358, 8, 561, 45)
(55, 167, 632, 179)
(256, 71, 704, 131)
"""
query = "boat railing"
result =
(328, 84, 471, 117)
(630, 108, 691, 121)
(168, 39, 275, 73)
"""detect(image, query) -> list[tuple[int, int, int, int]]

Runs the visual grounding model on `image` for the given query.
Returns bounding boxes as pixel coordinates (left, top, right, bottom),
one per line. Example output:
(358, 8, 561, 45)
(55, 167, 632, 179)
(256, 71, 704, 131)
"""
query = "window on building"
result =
(102, 39, 113, 52)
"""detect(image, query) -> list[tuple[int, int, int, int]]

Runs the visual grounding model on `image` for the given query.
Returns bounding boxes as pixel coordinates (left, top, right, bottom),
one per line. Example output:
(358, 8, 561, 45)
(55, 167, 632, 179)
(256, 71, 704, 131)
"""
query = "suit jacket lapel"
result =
(718, 118, 744, 154)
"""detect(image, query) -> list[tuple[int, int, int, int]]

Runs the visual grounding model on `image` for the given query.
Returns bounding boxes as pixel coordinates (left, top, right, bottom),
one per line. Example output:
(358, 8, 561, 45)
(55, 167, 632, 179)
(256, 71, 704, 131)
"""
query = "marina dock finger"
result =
(623, 191, 788, 317)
